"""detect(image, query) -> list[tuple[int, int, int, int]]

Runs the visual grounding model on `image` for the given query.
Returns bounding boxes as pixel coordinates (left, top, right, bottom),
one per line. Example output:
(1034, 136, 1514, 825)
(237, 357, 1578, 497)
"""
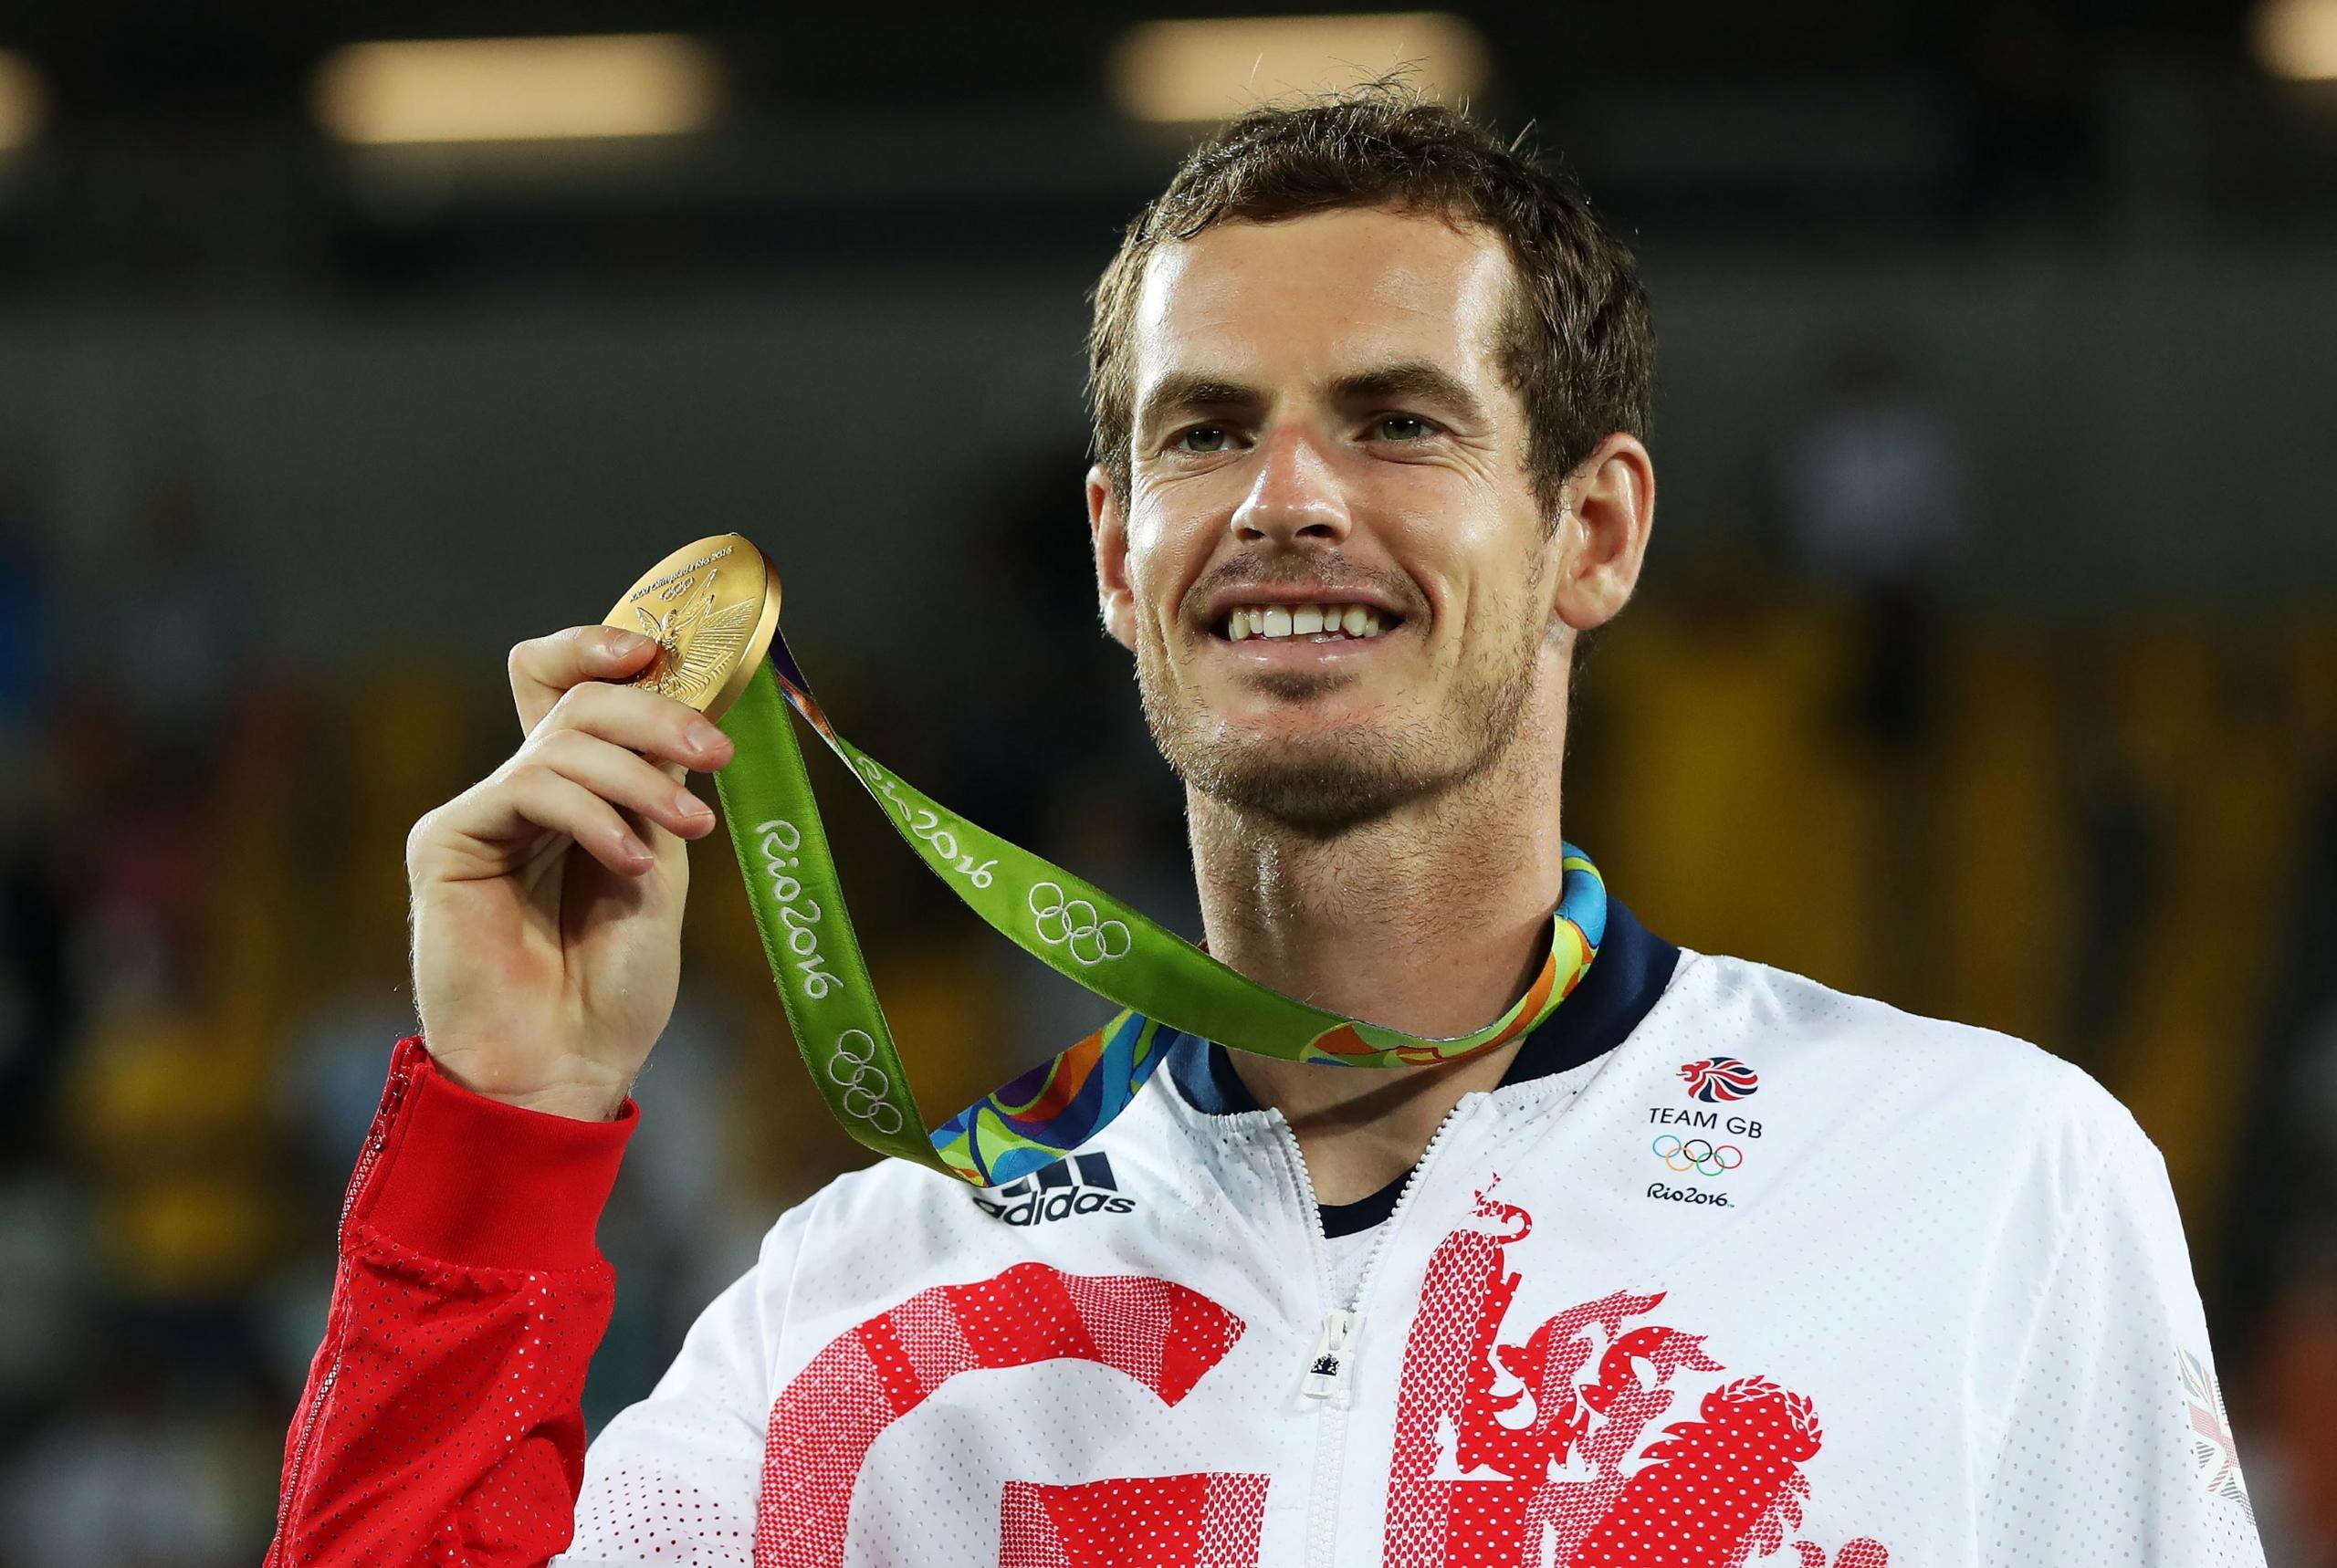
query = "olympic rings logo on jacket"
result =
(1651, 1134, 1744, 1176)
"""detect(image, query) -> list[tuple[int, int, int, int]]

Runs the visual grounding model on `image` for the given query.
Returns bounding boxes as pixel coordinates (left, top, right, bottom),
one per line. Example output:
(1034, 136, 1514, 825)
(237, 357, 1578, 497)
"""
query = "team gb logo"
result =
(1679, 1056, 1760, 1103)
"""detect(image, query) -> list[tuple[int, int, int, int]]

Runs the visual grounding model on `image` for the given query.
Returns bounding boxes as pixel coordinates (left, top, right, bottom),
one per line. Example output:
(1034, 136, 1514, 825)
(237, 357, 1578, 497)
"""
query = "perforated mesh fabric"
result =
(271, 959, 2266, 1567)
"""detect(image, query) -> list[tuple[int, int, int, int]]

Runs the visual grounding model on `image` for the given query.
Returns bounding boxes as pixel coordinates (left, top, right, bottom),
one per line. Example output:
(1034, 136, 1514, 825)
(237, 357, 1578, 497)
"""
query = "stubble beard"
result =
(1135, 613, 1546, 841)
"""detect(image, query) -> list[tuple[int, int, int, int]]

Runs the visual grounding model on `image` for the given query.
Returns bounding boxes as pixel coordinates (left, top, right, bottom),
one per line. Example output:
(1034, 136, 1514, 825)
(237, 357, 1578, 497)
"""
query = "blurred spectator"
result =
(1776, 341, 1971, 747)
(1772, 342, 1975, 1009)
(588, 988, 768, 1427)
(0, 1350, 270, 1568)
(0, 472, 75, 1166)
(2248, 1257, 2337, 1568)
(936, 444, 1132, 850)
(108, 469, 249, 779)
(0, 470, 48, 746)
(2241, 998, 2337, 1566)
(0, 822, 74, 1167)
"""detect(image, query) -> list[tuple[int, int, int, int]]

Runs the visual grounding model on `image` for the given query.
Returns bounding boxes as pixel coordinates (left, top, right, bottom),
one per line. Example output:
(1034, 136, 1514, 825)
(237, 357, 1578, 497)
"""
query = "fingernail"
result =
(676, 789, 713, 822)
(608, 631, 650, 658)
(618, 830, 652, 864)
(686, 719, 728, 756)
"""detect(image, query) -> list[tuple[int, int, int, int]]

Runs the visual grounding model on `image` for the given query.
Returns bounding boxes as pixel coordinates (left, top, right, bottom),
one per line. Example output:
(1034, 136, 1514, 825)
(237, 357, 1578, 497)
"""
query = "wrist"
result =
(486, 1081, 634, 1122)
(424, 1041, 633, 1122)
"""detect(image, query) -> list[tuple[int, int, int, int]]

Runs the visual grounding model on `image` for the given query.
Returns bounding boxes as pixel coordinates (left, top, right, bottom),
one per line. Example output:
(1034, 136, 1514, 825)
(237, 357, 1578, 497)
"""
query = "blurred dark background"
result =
(0, 3, 2332, 1563)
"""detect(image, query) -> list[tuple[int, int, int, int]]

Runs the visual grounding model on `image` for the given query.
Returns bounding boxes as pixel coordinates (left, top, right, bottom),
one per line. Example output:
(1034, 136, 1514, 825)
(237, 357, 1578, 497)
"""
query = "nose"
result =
(1230, 423, 1351, 547)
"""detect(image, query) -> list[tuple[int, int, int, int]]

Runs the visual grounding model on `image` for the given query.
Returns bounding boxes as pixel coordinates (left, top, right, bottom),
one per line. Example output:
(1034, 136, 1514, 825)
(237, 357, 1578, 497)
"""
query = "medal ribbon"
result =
(711, 627, 1607, 1186)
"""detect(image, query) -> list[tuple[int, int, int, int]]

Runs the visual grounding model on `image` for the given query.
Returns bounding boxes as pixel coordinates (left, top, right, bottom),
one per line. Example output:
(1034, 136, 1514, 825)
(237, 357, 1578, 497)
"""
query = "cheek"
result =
(1123, 492, 1207, 624)
(1410, 532, 1542, 653)
(1121, 523, 1170, 616)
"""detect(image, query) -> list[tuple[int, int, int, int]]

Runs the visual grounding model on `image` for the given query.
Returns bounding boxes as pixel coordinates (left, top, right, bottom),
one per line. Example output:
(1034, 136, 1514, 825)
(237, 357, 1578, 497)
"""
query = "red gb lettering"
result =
(1001, 1472, 1269, 1567)
(758, 1264, 1246, 1568)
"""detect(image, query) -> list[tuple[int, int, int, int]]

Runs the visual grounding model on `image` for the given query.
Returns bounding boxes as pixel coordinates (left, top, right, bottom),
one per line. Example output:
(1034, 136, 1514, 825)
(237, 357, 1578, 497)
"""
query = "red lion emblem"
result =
(1680, 1056, 1762, 1103)
(1384, 1188, 1887, 1567)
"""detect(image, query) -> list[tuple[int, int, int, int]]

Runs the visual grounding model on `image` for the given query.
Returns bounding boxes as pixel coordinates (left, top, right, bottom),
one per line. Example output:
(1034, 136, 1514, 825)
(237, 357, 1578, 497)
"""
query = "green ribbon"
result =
(711, 630, 1605, 1187)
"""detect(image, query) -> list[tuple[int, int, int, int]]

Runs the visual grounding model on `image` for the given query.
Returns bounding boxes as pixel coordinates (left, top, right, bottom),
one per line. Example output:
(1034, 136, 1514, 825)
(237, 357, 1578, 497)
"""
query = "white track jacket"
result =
(540, 903, 2267, 1568)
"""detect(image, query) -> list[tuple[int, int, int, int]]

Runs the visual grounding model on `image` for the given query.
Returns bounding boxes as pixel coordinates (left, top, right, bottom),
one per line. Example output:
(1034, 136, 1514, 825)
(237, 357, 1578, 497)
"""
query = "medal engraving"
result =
(603, 534, 780, 722)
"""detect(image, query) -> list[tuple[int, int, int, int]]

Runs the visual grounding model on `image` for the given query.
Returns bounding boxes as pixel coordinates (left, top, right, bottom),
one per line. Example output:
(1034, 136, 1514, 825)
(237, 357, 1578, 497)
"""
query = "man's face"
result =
(1091, 206, 1565, 837)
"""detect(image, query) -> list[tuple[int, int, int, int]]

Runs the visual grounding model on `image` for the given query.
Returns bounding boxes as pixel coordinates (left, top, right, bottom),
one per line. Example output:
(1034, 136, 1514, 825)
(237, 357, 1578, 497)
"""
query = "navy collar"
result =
(1162, 894, 1677, 1118)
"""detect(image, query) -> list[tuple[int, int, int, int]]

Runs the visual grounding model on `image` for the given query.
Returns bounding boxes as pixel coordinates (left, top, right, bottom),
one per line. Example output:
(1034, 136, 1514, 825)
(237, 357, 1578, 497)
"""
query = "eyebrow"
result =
(1134, 358, 1490, 441)
(1327, 361, 1490, 429)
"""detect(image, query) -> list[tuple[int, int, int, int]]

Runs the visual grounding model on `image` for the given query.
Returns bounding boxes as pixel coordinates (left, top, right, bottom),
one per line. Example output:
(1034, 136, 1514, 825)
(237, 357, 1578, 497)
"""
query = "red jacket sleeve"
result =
(265, 1037, 637, 1567)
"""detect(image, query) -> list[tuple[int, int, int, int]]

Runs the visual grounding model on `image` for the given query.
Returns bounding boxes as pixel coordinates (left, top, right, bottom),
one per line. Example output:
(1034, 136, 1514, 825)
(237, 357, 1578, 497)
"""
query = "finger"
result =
(508, 625, 660, 737)
(419, 763, 655, 881)
(528, 727, 719, 841)
(536, 680, 734, 774)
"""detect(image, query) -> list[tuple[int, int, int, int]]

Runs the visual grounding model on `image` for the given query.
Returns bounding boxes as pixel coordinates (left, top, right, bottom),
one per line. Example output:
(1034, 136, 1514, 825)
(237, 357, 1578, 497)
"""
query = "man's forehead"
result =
(1130, 207, 1514, 390)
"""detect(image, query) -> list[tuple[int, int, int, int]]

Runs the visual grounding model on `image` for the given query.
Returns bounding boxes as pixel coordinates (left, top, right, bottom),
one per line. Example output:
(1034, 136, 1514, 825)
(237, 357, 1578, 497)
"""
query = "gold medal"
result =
(603, 534, 781, 722)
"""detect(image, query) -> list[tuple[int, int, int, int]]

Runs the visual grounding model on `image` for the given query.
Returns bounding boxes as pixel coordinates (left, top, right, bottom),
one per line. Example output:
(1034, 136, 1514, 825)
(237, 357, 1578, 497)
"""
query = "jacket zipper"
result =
(1274, 1095, 1478, 1567)
(266, 1056, 410, 1563)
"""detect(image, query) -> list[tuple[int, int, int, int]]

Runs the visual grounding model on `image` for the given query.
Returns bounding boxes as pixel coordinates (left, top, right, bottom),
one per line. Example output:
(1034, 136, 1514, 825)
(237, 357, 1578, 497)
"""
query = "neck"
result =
(1189, 719, 1569, 1203)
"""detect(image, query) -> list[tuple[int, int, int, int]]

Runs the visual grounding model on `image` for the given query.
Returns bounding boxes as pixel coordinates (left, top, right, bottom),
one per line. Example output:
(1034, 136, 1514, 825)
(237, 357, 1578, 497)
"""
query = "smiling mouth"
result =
(1210, 601, 1406, 643)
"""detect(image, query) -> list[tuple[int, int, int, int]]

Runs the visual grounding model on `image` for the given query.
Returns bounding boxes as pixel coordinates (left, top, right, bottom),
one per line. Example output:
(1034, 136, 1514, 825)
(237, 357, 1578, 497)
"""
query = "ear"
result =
(1086, 464, 1138, 653)
(1547, 433, 1655, 633)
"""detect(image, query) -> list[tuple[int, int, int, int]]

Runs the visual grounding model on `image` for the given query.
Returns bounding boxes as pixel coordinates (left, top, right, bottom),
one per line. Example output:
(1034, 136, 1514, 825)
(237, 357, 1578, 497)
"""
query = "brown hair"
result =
(1086, 81, 1654, 519)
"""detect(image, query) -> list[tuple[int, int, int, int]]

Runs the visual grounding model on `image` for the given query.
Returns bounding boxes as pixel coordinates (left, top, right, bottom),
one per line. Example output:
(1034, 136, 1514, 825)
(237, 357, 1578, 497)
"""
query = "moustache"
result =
(1180, 556, 1419, 623)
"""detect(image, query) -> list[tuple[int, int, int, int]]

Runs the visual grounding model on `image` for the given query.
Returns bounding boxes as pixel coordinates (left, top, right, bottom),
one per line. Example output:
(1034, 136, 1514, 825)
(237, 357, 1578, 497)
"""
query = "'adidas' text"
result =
(974, 1153, 1136, 1227)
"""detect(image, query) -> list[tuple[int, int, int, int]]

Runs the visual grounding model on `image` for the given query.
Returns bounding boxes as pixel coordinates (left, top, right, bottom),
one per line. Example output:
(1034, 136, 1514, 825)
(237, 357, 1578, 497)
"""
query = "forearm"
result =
(266, 1038, 635, 1568)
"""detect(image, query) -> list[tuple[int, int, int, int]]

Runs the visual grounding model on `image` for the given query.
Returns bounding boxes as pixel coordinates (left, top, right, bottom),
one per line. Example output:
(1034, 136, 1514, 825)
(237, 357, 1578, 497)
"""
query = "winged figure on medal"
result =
(634, 569, 761, 708)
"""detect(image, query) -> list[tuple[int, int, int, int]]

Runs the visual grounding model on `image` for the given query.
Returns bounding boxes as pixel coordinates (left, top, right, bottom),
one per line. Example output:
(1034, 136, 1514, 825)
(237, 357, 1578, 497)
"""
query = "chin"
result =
(1200, 760, 1416, 839)
(1138, 644, 1488, 836)
(1179, 723, 1452, 840)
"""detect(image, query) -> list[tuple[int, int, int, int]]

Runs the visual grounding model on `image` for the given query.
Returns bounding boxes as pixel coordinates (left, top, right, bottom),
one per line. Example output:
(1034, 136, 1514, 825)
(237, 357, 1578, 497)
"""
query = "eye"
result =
(1174, 424, 1231, 454)
(1373, 413, 1434, 442)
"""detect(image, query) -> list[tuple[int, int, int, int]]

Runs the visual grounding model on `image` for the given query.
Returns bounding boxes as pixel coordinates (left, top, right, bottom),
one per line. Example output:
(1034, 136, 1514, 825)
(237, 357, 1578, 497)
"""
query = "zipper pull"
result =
(1302, 1308, 1364, 1400)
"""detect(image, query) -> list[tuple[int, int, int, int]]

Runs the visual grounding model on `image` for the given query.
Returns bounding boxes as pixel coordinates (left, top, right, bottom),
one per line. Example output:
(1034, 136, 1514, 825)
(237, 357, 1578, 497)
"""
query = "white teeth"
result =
(1221, 601, 1396, 640)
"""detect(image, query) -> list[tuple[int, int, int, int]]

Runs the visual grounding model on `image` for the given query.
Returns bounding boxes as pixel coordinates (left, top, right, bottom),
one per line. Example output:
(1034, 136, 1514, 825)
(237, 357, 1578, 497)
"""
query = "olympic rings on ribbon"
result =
(1651, 1134, 1744, 1176)
(1027, 881, 1134, 967)
(827, 1029, 905, 1134)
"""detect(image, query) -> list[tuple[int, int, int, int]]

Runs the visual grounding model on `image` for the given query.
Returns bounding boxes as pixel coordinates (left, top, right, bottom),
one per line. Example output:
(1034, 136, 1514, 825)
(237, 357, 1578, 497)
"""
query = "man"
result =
(267, 90, 2264, 1567)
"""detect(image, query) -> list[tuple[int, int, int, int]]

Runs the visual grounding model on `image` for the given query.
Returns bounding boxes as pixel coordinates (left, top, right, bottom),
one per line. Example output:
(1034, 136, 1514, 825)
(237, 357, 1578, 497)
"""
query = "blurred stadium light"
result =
(2255, 0, 2337, 78)
(1106, 12, 1486, 123)
(310, 33, 721, 145)
(0, 49, 47, 151)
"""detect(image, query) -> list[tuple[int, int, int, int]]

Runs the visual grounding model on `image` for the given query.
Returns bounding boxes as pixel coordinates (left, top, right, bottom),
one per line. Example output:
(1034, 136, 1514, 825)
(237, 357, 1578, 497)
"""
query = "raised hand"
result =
(405, 626, 734, 1120)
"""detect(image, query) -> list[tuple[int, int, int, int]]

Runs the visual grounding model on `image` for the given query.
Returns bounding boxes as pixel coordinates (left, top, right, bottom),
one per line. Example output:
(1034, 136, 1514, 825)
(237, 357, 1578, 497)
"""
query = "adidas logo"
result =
(973, 1153, 1136, 1227)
